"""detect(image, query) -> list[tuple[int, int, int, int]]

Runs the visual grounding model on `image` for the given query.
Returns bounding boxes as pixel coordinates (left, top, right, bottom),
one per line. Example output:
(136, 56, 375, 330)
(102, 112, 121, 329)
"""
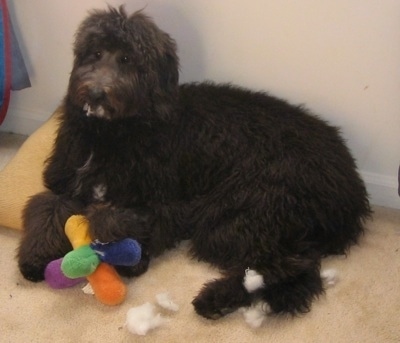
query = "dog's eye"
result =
(94, 51, 102, 60)
(120, 55, 131, 64)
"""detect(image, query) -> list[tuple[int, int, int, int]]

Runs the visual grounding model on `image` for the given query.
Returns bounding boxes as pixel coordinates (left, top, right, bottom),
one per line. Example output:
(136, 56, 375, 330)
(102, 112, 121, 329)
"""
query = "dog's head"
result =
(67, 6, 179, 121)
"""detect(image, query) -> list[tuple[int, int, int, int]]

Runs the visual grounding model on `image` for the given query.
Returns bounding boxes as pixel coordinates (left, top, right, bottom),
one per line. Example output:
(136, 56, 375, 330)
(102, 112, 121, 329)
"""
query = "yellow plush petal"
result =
(65, 215, 92, 248)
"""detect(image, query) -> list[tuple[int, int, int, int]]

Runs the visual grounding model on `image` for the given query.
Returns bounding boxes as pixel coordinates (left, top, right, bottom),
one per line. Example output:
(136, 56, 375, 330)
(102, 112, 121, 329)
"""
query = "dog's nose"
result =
(88, 87, 106, 102)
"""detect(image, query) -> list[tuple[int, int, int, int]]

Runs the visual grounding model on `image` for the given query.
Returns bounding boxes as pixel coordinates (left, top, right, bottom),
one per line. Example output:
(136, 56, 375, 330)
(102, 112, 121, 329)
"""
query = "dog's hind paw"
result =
(192, 275, 252, 320)
(192, 295, 236, 320)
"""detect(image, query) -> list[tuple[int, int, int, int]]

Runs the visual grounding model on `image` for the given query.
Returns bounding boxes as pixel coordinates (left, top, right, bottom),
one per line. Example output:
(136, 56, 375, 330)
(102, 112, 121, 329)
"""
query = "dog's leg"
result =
(86, 206, 155, 278)
(190, 208, 326, 320)
(190, 211, 266, 319)
(260, 265, 324, 315)
(87, 203, 192, 254)
(18, 191, 84, 282)
(86, 205, 153, 243)
(192, 262, 323, 320)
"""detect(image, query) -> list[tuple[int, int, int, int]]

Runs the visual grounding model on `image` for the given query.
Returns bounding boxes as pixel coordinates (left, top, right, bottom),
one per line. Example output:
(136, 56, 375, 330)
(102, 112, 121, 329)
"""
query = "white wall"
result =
(2, 0, 399, 208)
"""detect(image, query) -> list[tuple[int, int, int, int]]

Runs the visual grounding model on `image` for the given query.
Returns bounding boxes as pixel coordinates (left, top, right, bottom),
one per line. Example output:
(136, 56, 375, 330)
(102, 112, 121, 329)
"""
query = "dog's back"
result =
(178, 82, 369, 254)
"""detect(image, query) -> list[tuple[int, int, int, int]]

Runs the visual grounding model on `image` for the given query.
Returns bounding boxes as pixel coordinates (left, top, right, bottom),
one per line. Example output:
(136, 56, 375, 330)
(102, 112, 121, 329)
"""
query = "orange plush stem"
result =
(64, 215, 127, 305)
(87, 263, 126, 305)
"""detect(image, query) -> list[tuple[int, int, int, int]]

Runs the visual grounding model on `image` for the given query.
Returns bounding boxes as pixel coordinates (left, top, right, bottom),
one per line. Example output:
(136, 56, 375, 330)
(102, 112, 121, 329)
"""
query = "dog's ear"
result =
(152, 33, 179, 120)
(158, 35, 179, 98)
(127, 10, 180, 120)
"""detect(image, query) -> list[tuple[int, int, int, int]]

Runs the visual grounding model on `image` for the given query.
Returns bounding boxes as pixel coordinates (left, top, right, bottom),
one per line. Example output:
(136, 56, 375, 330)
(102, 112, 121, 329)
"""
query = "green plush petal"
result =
(61, 245, 100, 278)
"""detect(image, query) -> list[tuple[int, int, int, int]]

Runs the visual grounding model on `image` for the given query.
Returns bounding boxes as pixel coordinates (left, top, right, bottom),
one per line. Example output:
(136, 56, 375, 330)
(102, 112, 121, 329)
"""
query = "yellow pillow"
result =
(0, 110, 61, 230)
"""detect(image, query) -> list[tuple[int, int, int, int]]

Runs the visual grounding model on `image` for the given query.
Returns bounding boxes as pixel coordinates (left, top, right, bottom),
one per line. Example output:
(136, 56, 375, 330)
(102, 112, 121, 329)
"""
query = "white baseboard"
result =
(1, 109, 399, 209)
(0, 106, 48, 135)
(361, 171, 399, 209)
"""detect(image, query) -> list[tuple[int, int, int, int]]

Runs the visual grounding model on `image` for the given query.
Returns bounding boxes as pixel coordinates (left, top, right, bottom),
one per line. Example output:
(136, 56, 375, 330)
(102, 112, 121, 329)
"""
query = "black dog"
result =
(18, 7, 371, 319)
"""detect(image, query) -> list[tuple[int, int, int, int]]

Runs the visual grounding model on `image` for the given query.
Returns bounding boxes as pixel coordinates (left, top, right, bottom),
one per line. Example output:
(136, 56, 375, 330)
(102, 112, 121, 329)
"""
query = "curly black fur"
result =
(18, 7, 371, 319)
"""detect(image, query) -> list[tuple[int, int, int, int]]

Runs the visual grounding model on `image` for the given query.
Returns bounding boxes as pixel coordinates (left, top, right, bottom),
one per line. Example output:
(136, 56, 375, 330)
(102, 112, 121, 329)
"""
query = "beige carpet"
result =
(0, 205, 399, 342)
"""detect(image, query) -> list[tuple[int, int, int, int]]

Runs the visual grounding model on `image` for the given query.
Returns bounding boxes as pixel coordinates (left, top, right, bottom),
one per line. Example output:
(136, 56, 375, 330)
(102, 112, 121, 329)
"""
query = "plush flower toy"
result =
(44, 215, 141, 305)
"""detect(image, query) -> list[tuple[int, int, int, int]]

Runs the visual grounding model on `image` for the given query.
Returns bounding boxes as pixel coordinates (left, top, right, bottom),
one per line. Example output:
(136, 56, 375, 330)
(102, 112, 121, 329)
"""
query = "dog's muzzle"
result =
(83, 103, 106, 117)
(83, 86, 107, 117)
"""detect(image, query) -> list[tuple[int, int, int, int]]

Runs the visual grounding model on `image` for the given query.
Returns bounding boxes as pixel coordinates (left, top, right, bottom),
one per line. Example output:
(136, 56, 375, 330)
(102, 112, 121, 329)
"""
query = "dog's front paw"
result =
(19, 262, 46, 282)
(114, 253, 150, 278)
(86, 206, 153, 243)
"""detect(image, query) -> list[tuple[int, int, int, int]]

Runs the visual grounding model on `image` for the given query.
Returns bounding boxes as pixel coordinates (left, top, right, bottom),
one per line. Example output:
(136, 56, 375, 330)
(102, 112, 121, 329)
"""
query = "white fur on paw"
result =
(156, 292, 179, 312)
(126, 303, 166, 336)
(242, 302, 271, 328)
(321, 268, 338, 288)
(81, 283, 94, 295)
(243, 269, 265, 293)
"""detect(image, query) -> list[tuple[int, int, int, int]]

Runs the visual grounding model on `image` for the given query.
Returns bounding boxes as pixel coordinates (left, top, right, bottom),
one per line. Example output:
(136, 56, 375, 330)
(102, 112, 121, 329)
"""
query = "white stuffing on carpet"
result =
(321, 268, 338, 288)
(156, 292, 180, 311)
(125, 302, 166, 336)
(81, 283, 94, 295)
(126, 269, 339, 335)
(125, 292, 179, 336)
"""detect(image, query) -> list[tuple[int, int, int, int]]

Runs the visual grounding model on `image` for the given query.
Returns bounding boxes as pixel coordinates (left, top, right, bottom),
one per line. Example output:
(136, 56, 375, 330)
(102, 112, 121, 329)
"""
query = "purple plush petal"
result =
(44, 258, 85, 289)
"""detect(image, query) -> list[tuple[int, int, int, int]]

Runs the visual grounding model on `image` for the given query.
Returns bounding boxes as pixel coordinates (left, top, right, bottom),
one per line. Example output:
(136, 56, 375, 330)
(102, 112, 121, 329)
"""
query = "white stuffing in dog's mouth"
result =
(83, 103, 105, 117)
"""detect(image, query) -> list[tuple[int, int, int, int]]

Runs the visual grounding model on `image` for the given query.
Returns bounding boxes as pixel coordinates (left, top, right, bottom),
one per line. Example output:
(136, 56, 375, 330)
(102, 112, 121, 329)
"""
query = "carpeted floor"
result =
(1, 133, 400, 342)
